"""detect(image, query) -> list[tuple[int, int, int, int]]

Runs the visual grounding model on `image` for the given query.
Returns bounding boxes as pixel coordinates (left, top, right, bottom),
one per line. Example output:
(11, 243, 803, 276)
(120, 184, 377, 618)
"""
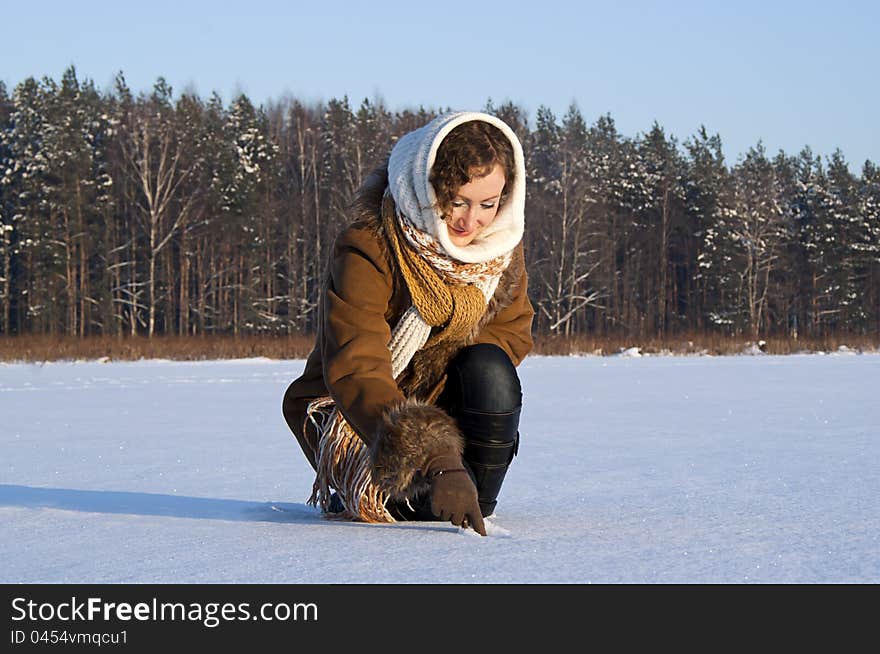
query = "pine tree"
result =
(793, 149, 856, 335)
(0, 80, 13, 333)
(771, 150, 806, 338)
(685, 126, 733, 332)
(786, 147, 823, 335)
(187, 91, 236, 335)
(224, 93, 280, 333)
(578, 114, 632, 336)
(321, 96, 359, 232)
(353, 98, 393, 181)
(825, 150, 864, 330)
(857, 160, 880, 332)
(86, 79, 117, 335)
(526, 105, 563, 333)
(484, 99, 529, 146)
(634, 123, 687, 335)
(37, 66, 111, 336)
(3, 76, 58, 333)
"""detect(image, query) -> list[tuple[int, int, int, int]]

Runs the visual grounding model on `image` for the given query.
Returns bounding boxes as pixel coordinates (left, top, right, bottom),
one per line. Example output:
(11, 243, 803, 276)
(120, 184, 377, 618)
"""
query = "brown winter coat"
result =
(282, 165, 534, 500)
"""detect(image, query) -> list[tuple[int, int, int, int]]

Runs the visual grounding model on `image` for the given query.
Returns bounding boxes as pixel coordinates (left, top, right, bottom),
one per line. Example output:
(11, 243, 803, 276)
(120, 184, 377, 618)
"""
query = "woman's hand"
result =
(423, 453, 487, 536)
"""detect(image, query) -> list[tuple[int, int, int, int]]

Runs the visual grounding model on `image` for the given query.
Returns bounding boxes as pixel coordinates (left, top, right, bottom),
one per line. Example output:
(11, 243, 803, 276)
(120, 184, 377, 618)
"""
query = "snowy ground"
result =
(1, 353, 878, 583)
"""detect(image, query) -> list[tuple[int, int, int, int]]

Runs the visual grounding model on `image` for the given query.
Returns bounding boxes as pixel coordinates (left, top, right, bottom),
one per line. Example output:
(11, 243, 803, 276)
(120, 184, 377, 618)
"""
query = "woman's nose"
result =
(461, 206, 481, 230)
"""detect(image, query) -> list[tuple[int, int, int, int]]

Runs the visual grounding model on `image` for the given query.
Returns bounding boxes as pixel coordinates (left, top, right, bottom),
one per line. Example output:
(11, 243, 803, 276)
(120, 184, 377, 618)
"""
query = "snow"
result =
(741, 341, 768, 355)
(2, 354, 878, 583)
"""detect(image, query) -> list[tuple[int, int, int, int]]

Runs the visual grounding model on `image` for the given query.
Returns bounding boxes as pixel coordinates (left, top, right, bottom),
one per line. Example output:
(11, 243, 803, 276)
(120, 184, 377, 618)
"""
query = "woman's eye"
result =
(451, 200, 495, 210)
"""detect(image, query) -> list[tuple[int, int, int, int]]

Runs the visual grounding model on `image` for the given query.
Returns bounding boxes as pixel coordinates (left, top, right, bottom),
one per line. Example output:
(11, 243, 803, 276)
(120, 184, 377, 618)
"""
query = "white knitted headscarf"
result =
(388, 111, 526, 264)
(384, 111, 527, 377)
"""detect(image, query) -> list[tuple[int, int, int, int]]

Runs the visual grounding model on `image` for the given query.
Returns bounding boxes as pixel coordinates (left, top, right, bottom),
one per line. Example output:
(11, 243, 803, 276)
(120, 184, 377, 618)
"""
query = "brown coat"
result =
(282, 166, 534, 500)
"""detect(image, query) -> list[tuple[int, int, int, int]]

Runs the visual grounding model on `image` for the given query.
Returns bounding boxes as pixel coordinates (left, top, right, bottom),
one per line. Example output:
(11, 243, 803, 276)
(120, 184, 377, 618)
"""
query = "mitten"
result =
(423, 452, 487, 536)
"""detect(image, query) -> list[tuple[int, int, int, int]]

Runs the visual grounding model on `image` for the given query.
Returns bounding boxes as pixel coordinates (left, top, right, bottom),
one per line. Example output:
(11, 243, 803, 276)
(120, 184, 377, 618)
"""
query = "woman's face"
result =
(445, 163, 506, 248)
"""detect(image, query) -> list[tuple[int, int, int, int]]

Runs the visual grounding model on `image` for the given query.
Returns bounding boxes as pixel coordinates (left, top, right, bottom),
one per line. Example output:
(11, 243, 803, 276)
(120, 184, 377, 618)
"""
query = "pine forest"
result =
(1, 67, 878, 351)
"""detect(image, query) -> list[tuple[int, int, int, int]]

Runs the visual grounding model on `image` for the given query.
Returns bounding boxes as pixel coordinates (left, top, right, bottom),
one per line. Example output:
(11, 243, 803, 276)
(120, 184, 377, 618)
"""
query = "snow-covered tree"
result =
(2, 76, 60, 333)
(0, 80, 13, 333)
(825, 150, 868, 330)
(789, 149, 864, 334)
(728, 143, 788, 337)
(2, 69, 878, 343)
(685, 126, 734, 331)
(321, 96, 359, 232)
(633, 123, 687, 334)
(856, 161, 880, 331)
(35, 66, 114, 336)
(528, 105, 602, 335)
(580, 113, 631, 336)
(224, 93, 281, 333)
(484, 99, 529, 147)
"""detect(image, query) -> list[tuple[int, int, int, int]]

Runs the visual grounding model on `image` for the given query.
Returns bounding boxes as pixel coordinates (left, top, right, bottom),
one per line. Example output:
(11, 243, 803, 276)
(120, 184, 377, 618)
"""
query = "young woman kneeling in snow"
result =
(282, 112, 533, 536)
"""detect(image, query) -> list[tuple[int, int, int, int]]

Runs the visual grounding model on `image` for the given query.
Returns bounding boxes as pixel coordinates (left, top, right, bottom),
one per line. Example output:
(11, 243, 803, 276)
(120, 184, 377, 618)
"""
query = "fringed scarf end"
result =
(305, 397, 396, 524)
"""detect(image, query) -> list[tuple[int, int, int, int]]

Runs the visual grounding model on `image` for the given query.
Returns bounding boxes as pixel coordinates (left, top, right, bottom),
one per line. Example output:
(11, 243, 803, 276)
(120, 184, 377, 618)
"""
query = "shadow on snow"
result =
(0, 484, 317, 524)
(1, 485, 471, 534)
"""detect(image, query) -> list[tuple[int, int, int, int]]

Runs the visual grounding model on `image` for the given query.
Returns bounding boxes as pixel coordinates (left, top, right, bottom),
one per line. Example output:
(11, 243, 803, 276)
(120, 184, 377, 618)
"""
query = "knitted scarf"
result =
(306, 112, 526, 522)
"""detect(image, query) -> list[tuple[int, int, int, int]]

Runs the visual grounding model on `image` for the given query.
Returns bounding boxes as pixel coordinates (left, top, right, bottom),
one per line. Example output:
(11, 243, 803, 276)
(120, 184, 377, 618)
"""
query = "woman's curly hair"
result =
(430, 120, 516, 220)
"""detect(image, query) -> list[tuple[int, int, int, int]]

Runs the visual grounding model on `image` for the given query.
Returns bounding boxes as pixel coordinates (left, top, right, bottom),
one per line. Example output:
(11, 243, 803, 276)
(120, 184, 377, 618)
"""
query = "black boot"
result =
(458, 409, 520, 517)
(331, 490, 437, 521)
(439, 343, 522, 518)
(384, 492, 436, 521)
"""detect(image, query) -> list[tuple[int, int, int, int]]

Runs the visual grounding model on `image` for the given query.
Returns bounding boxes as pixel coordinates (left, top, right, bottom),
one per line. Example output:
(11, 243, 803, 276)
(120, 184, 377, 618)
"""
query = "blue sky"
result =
(2, 0, 877, 170)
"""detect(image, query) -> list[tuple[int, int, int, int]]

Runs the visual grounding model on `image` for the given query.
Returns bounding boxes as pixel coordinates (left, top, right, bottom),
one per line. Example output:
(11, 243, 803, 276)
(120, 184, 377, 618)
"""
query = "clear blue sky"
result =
(3, 0, 877, 170)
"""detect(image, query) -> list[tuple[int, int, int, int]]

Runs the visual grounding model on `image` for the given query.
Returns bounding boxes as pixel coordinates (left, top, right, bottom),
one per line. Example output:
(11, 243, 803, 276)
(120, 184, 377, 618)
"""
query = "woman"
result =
(282, 111, 533, 536)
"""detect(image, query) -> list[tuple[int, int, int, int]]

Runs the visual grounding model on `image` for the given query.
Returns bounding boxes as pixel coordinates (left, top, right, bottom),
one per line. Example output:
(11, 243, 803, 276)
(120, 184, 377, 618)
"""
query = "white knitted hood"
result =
(387, 111, 526, 264)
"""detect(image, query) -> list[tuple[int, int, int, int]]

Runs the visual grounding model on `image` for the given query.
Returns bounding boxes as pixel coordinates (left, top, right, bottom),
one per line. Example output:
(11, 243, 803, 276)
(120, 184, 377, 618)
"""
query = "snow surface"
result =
(2, 354, 878, 583)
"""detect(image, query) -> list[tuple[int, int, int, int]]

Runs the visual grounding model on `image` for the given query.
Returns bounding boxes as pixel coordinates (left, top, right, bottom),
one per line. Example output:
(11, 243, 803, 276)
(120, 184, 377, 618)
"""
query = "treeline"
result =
(1, 66, 878, 340)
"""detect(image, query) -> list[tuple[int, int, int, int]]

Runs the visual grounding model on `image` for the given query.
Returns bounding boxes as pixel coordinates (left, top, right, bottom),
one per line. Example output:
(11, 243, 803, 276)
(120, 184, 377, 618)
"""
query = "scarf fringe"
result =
(305, 397, 396, 523)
